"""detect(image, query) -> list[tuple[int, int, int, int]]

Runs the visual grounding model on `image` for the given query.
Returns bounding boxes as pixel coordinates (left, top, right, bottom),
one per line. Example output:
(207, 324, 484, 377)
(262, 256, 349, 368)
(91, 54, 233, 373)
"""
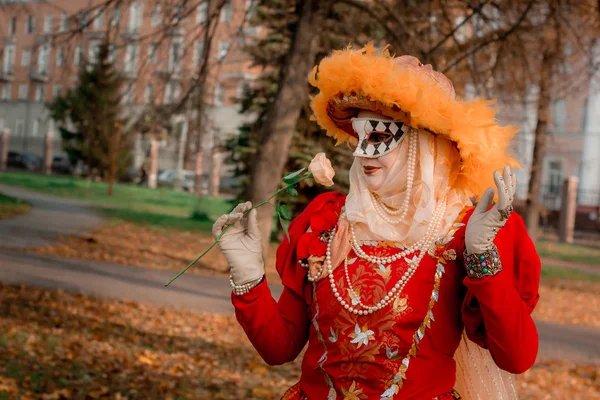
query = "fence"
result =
(524, 184, 600, 233)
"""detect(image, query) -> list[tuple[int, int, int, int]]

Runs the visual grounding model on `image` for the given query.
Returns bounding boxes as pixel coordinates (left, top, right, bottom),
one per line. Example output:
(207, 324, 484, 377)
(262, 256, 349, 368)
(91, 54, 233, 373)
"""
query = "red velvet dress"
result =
(232, 192, 540, 399)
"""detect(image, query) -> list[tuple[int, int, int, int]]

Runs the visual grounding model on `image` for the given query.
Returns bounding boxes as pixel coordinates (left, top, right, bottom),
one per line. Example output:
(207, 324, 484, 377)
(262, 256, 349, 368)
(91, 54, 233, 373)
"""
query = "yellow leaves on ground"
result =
(534, 280, 600, 328)
(0, 283, 598, 399)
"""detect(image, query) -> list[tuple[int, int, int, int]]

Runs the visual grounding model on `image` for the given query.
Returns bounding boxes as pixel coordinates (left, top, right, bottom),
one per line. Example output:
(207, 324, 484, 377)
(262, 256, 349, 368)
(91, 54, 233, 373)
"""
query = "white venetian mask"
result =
(351, 117, 410, 158)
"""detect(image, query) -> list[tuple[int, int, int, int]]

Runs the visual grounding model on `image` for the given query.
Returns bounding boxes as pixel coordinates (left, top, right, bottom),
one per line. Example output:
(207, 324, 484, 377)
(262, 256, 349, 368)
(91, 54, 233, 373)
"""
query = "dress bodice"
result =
(299, 220, 469, 399)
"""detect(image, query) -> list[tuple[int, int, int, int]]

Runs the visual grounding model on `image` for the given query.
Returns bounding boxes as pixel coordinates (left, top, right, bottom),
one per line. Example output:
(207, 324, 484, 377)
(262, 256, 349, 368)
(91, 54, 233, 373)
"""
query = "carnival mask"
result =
(351, 117, 409, 159)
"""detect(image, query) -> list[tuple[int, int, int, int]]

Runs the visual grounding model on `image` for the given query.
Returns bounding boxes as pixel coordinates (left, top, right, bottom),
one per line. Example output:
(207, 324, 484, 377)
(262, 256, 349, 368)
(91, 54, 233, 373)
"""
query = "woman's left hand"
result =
(465, 166, 516, 254)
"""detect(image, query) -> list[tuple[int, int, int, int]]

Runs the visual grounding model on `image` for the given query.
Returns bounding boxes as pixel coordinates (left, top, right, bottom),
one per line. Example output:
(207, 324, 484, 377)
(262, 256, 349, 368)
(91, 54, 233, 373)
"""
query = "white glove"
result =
(212, 201, 265, 285)
(465, 166, 517, 254)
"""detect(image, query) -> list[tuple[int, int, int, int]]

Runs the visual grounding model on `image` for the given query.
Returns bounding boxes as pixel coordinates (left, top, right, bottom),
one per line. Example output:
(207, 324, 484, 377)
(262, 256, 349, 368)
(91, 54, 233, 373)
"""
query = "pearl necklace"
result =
(351, 193, 448, 266)
(370, 129, 418, 224)
(327, 193, 448, 315)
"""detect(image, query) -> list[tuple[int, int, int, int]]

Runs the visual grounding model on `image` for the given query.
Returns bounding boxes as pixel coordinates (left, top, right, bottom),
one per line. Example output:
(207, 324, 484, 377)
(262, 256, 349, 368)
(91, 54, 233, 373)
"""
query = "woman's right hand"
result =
(212, 202, 265, 285)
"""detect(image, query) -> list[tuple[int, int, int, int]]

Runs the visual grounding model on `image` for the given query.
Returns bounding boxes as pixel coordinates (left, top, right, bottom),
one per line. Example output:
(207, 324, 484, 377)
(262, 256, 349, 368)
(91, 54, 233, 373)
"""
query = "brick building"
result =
(0, 0, 259, 179)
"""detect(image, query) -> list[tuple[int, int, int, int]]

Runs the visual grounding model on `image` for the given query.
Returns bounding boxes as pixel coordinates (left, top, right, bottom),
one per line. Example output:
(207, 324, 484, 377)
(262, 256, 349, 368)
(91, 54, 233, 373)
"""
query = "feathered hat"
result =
(308, 44, 520, 199)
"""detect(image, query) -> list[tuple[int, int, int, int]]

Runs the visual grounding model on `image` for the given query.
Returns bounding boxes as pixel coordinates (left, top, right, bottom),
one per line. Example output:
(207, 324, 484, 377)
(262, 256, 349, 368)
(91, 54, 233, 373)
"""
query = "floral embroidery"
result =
(385, 346, 399, 360)
(346, 288, 361, 306)
(375, 263, 391, 280)
(341, 381, 365, 400)
(329, 327, 338, 343)
(392, 296, 408, 314)
(349, 324, 375, 348)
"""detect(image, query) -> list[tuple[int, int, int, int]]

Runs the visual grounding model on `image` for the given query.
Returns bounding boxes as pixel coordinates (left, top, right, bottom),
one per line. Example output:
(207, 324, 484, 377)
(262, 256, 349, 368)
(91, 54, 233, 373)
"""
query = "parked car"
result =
(7, 151, 42, 171)
(51, 155, 73, 175)
(158, 169, 198, 190)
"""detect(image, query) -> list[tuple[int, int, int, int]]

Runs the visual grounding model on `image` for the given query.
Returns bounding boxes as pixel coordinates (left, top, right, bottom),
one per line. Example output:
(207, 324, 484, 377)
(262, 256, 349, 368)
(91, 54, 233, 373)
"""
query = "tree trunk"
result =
(248, 0, 326, 256)
(194, 0, 226, 197)
(525, 50, 553, 241)
(107, 139, 116, 196)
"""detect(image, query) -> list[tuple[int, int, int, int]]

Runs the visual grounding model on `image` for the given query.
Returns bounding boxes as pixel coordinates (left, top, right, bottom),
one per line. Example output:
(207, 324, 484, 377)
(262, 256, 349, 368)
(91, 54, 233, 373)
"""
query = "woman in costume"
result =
(212, 45, 540, 400)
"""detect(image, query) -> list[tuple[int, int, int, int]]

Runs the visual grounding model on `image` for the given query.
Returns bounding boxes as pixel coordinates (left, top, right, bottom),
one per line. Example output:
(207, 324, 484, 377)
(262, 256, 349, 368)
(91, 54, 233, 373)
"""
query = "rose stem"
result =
(164, 176, 310, 287)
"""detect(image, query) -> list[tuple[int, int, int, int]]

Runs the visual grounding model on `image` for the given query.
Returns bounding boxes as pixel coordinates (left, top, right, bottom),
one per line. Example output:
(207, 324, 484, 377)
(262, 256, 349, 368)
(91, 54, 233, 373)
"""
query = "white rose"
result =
(308, 153, 335, 187)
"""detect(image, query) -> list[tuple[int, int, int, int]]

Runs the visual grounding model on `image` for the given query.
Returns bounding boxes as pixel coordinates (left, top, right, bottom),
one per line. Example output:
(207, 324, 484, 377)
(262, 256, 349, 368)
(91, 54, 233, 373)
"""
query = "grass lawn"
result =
(0, 171, 231, 232)
(0, 193, 31, 220)
(541, 265, 600, 282)
(537, 239, 600, 266)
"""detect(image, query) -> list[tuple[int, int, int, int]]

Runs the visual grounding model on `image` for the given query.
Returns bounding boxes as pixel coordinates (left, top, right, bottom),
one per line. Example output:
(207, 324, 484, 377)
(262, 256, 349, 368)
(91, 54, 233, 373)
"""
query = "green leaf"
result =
(278, 204, 292, 220)
(286, 186, 298, 196)
(278, 213, 291, 241)
(282, 167, 307, 185)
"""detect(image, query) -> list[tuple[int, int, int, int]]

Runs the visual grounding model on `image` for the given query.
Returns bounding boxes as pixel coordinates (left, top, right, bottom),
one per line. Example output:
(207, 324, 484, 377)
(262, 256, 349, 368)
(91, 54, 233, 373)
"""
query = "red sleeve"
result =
(461, 212, 541, 374)
(231, 191, 346, 366)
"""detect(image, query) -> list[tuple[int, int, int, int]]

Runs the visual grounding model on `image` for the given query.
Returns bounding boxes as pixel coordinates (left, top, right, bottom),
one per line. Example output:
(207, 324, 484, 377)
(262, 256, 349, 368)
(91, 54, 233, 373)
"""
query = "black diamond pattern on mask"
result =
(384, 137, 393, 151)
(393, 124, 405, 142)
(373, 142, 381, 155)
(383, 122, 392, 132)
(361, 138, 369, 155)
(369, 120, 379, 131)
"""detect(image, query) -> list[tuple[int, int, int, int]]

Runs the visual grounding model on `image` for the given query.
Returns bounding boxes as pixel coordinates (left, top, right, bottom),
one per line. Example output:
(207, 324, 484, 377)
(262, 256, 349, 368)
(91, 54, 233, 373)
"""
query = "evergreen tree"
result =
(49, 40, 130, 195)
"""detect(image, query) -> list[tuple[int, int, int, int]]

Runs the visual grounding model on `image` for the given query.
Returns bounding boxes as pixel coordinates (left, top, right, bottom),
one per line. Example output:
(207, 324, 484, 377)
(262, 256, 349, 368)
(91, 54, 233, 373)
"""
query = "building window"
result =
(32, 118, 40, 137)
(214, 82, 224, 106)
(176, 2, 184, 24)
(109, 44, 117, 63)
(125, 43, 139, 73)
(144, 84, 154, 103)
(548, 160, 563, 195)
(26, 15, 35, 34)
(197, 2, 208, 24)
(44, 15, 53, 33)
(111, 6, 121, 27)
(37, 44, 50, 74)
(151, 5, 162, 27)
(217, 40, 229, 62)
(246, 0, 256, 20)
(122, 83, 136, 104)
(21, 49, 32, 67)
(552, 98, 567, 132)
(60, 13, 68, 32)
(88, 41, 100, 64)
(9, 17, 16, 35)
(220, 1, 232, 22)
(148, 44, 158, 64)
(168, 39, 183, 74)
(193, 41, 205, 66)
(3, 45, 15, 73)
(56, 47, 64, 67)
(74, 46, 82, 66)
(129, 2, 143, 33)
(16, 120, 24, 136)
(237, 80, 249, 98)
(53, 83, 62, 99)
(18, 84, 28, 100)
(94, 9, 104, 30)
(164, 81, 179, 104)
(1, 84, 11, 101)
(35, 84, 45, 102)
(79, 11, 89, 29)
